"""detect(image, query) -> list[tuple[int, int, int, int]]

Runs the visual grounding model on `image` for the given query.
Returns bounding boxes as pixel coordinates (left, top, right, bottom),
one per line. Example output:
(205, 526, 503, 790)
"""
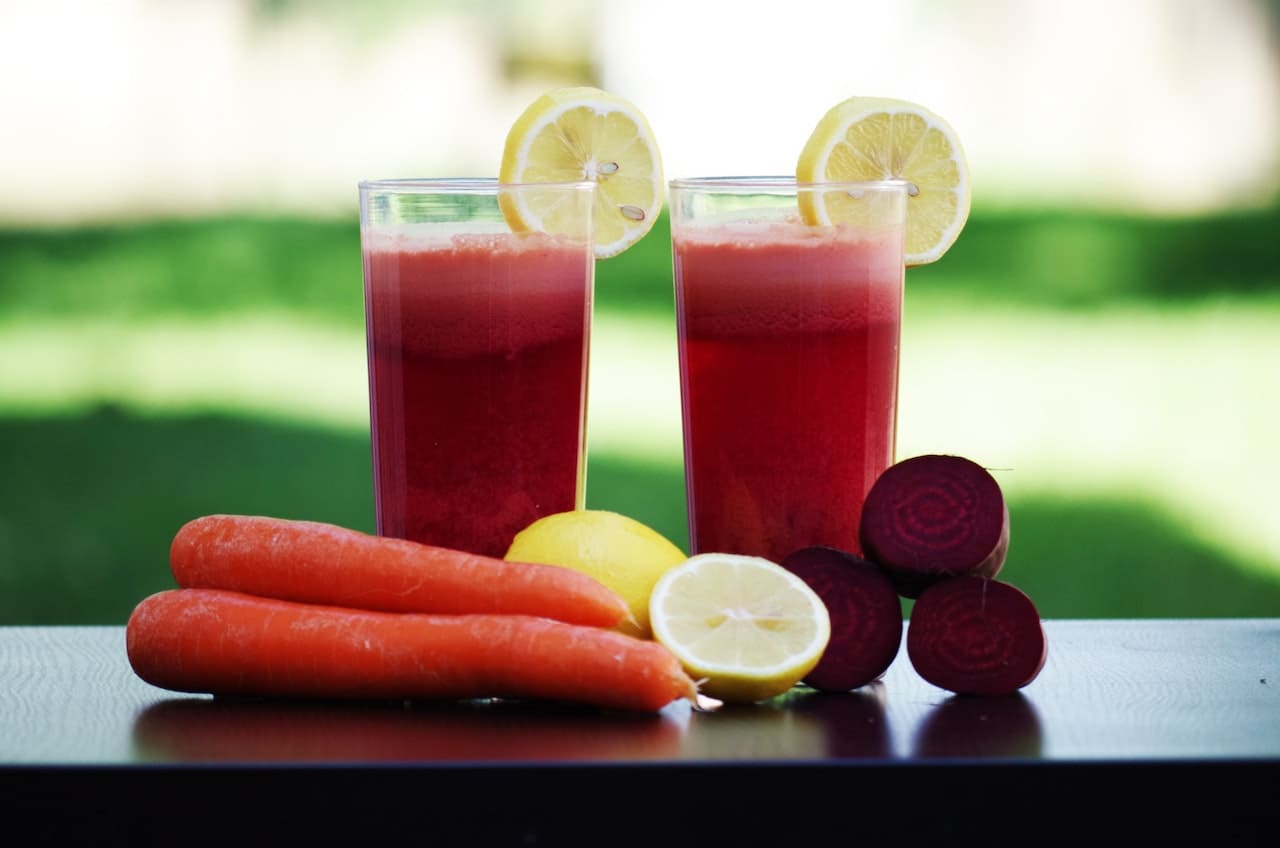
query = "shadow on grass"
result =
(999, 494, 1280, 619)
(0, 406, 377, 625)
(1, 408, 1277, 624)
(583, 451, 689, 553)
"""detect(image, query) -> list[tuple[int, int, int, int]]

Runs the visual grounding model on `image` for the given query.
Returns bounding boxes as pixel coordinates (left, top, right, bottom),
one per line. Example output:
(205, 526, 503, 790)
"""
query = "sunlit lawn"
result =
(1, 210, 1278, 624)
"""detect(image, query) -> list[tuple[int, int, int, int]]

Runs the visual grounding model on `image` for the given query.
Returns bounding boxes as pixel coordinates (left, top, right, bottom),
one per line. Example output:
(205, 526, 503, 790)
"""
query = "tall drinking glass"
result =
(669, 177, 908, 562)
(358, 178, 595, 557)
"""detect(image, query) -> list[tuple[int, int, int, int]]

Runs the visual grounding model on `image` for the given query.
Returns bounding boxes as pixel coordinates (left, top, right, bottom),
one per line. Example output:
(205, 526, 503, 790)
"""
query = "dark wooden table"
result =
(3, 620, 1276, 843)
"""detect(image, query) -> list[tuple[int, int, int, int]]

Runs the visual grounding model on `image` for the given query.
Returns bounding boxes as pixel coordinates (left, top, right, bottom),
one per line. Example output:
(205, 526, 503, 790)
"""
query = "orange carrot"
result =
(169, 514, 629, 628)
(126, 589, 697, 713)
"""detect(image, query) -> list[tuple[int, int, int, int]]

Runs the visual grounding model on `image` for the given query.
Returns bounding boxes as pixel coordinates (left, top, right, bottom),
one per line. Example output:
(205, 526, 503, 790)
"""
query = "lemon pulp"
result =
(649, 553, 831, 703)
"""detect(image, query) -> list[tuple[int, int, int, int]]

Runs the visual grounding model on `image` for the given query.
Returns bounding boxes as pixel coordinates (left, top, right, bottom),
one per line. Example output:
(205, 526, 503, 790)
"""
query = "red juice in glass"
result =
(670, 179, 906, 563)
(359, 180, 594, 558)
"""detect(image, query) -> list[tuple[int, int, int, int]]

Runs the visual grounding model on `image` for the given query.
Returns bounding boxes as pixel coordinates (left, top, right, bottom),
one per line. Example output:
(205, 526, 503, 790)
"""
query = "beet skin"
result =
(780, 546, 903, 692)
(859, 454, 1010, 598)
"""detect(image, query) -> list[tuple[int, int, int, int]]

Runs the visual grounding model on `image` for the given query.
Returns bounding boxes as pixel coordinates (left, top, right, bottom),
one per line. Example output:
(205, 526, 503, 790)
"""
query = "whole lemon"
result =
(505, 510, 687, 638)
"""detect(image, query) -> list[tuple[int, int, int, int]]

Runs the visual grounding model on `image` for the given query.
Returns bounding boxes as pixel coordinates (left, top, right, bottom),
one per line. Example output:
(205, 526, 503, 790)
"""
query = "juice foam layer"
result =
(363, 229, 592, 358)
(673, 222, 904, 335)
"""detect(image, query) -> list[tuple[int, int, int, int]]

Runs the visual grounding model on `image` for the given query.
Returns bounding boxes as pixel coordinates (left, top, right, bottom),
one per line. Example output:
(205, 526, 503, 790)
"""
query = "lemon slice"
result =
(648, 553, 831, 703)
(500, 86, 664, 259)
(796, 96, 970, 266)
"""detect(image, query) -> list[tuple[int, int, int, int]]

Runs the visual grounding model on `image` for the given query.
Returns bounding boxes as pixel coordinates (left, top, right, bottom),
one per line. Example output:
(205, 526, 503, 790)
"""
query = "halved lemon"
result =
(796, 96, 970, 266)
(499, 86, 664, 259)
(649, 553, 831, 704)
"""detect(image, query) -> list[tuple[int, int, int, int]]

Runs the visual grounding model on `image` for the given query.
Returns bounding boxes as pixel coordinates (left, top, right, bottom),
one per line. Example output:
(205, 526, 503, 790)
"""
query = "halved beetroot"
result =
(780, 546, 903, 692)
(906, 576, 1047, 697)
(859, 454, 1010, 598)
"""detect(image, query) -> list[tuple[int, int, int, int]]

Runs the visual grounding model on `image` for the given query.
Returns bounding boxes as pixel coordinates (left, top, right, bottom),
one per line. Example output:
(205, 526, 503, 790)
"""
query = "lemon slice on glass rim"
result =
(499, 86, 664, 259)
(648, 553, 831, 704)
(796, 96, 970, 266)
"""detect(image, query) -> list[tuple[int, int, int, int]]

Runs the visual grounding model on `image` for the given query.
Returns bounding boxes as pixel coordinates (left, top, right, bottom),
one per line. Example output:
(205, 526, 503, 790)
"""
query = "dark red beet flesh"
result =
(906, 576, 1047, 697)
(780, 546, 903, 692)
(859, 454, 1010, 598)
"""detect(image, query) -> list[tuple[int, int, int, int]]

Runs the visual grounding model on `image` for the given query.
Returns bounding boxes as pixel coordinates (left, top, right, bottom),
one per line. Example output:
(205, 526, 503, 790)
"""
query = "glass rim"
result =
(358, 177, 595, 194)
(669, 175, 911, 192)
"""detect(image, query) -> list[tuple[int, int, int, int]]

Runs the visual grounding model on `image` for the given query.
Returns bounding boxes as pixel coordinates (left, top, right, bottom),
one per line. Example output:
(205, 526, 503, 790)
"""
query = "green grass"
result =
(1, 207, 1278, 624)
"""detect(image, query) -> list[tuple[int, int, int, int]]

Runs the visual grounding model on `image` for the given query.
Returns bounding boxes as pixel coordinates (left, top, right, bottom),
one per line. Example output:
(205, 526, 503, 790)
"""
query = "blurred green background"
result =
(2, 0, 1279, 624)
